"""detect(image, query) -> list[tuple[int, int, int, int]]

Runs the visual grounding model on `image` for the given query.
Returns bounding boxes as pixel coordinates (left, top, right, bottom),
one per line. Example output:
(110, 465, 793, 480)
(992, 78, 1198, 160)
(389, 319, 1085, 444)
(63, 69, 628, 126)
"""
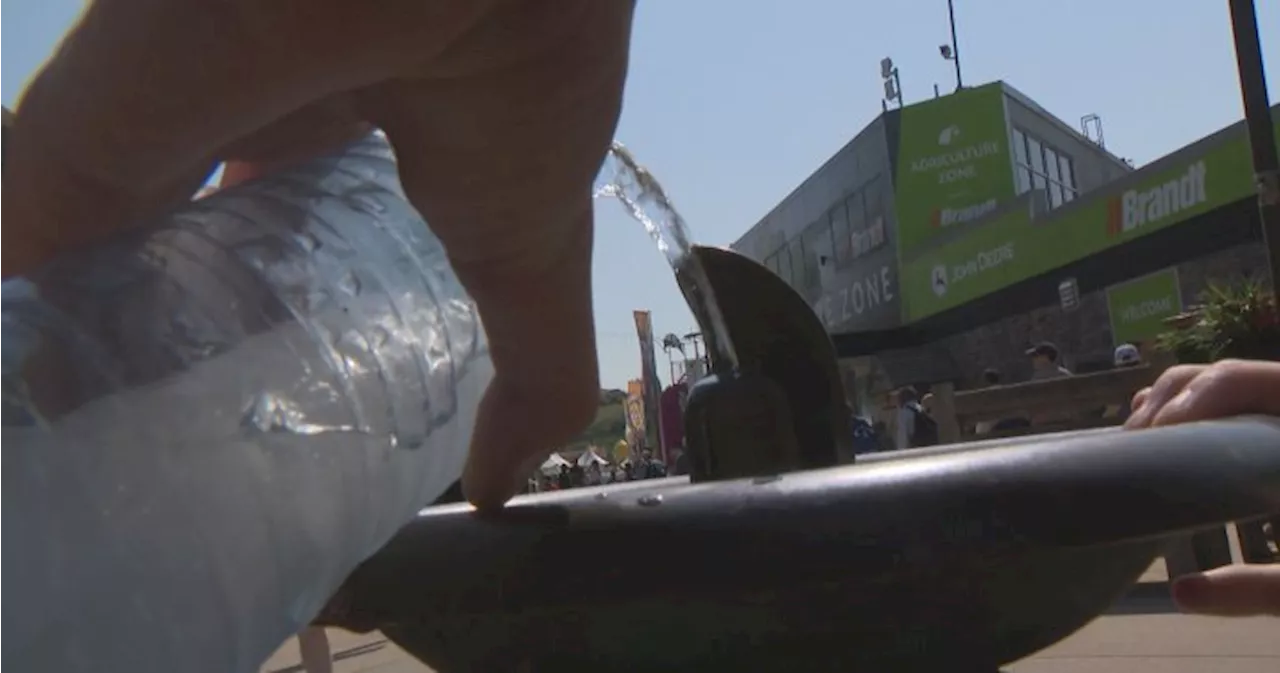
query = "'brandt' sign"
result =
(814, 265, 896, 330)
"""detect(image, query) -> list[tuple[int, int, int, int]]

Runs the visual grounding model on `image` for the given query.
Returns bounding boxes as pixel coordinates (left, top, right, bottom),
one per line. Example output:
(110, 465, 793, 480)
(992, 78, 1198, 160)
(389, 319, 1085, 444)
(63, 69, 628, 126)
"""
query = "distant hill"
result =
(564, 388, 628, 452)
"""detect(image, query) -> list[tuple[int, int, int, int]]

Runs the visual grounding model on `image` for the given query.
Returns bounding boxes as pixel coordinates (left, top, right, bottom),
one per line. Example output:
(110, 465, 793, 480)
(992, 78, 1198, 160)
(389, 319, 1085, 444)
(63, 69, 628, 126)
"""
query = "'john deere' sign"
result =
(1106, 268, 1183, 346)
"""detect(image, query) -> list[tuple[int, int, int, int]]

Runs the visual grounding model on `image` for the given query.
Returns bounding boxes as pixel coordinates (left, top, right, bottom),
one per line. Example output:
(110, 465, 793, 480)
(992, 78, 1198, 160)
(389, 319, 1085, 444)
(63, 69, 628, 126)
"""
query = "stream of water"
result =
(595, 142, 740, 372)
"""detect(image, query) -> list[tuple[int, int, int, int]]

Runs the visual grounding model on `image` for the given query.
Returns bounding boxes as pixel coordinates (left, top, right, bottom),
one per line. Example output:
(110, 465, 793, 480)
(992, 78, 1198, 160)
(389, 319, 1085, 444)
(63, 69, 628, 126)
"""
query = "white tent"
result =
(577, 448, 609, 467)
(540, 453, 572, 475)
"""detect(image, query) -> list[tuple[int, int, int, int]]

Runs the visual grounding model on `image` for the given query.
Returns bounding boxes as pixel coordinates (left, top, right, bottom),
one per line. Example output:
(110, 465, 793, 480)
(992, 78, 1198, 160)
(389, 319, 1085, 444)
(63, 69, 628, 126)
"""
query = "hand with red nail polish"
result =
(1124, 359, 1280, 617)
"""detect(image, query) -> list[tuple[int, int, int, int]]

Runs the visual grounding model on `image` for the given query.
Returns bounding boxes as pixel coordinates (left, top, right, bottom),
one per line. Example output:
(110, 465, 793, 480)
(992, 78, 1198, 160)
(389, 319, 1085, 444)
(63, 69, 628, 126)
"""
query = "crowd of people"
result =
(856, 339, 1151, 453)
(526, 449, 672, 493)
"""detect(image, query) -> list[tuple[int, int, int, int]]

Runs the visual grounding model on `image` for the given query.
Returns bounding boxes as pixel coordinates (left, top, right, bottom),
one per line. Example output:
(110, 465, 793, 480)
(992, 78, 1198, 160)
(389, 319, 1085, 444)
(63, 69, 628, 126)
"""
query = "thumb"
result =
(1171, 564, 1280, 617)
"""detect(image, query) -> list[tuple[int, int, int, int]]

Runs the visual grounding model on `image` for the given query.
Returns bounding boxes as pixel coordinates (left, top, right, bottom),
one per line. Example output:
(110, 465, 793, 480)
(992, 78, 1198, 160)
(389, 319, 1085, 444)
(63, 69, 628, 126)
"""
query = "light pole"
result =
(1227, 0, 1280, 289)
(945, 0, 964, 91)
(880, 57, 904, 110)
(1227, 0, 1280, 565)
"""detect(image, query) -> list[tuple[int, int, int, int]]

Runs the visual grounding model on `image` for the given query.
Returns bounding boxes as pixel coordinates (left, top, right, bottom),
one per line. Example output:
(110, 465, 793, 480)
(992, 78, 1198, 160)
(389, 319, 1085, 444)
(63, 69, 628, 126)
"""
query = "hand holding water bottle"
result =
(3, 0, 637, 510)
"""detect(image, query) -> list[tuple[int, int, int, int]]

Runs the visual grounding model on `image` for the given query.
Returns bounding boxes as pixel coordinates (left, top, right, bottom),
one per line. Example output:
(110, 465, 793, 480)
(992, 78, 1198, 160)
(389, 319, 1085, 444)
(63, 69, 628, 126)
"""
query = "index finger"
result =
(2, 0, 497, 277)
(1123, 364, 1206, 429)
(1150, 360, 1280, 427)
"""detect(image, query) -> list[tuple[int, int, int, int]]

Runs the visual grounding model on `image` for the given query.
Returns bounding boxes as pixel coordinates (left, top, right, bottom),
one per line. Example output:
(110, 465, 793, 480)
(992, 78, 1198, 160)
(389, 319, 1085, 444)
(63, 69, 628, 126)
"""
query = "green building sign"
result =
(893, 83, 1015, 256)
(1106, 268, 1182, 346)
(900, 117, 1276, 322)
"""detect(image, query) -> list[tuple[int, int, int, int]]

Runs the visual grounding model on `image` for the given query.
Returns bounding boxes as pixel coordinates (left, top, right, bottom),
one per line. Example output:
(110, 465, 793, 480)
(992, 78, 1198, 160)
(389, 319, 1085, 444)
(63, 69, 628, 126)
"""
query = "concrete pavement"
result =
(1008, 613, 1278, 673)
(260, 629, 422, 673)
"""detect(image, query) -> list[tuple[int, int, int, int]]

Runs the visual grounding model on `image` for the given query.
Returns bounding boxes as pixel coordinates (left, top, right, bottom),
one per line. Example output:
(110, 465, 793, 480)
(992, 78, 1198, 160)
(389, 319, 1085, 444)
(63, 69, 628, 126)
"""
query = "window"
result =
(1012, 129, 1028, 165)
(863, 175, 883, 221)
(836, 191, 867, 264)
(788, 239, 807, 288)
(830, 202, 851, 263)
(1012, 127, 1078, 208)
(775, 245, 792, 286)
(763, 173, 891, 289)
(1058, 154, 1076, 193)
(846, 191, 867, 232)
(1015, 166, 1033, 194)
(1028, 137, 1045, 174)
(1045, 147, 1061, 183)
(851, 217, 886, 259)
(802, 220, 832, 288)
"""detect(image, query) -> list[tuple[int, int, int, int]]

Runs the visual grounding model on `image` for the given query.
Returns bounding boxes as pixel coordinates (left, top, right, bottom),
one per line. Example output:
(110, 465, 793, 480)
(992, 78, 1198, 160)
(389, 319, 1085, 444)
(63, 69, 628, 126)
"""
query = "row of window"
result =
(762, 175, 890, 291)
(761, 129, 1079, 291)
(1012, 127, 1078, 209)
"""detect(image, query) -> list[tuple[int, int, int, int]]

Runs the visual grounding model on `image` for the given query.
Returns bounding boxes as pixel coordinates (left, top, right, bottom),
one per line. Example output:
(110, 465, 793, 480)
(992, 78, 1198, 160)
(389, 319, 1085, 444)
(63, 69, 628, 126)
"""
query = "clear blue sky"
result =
(5, 1, 1278, 389)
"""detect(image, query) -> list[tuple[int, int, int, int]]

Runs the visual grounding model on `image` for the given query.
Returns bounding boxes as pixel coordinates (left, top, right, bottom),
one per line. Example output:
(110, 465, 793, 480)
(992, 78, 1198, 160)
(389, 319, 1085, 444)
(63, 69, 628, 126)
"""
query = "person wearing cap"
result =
(1102, 344, 1145, 420)
(1026, 342, 1073, 381)
(1114, 343, 1142, 368)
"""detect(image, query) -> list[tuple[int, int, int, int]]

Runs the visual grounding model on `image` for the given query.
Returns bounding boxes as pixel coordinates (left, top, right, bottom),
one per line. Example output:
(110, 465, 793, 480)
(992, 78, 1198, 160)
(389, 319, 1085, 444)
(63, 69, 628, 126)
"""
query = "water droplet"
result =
(636, 493, 663, 507)
(242, 392, 287, 433)
(305, 290, 331, 311)
(241, 391, 352, 435)
(396, 434, 425, 450)
(594, 491, 609, 500)
(294, 232, 320, 254)
(336, 271, 362, 296)
(350, 192, 388, 214)
(246, 255, 267, 271)
(369, 326, 390, 348)
(338, 329, 370, 353)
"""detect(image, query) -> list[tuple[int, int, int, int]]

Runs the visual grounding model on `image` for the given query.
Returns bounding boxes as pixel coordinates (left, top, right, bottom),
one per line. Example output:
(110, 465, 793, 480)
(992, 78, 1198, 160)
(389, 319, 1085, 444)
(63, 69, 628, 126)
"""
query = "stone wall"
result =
(938, 241, 1271, 388)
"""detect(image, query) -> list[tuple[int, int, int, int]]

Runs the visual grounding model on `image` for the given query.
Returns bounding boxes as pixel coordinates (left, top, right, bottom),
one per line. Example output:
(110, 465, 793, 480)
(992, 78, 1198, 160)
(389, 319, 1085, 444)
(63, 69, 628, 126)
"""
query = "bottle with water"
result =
(2, 133, 492, 673)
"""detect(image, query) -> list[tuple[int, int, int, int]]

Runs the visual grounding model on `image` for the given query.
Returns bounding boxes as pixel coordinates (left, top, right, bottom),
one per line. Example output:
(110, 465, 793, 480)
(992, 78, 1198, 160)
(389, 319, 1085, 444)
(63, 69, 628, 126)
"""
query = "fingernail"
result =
(1124, 404, 1152, 429)
(463, 448, 545, 512)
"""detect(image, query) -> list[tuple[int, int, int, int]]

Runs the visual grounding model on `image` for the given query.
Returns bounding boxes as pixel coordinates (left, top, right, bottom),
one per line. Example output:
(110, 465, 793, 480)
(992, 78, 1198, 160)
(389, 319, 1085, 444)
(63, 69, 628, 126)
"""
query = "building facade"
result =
(731, 81, 1130, 337)
(730, 82, 1278, 410)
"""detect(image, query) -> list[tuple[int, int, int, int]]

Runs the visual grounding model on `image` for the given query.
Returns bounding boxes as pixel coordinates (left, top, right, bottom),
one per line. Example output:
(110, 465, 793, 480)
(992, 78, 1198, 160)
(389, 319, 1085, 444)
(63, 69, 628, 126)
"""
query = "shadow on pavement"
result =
(257, 583, 1175, 672)
(1107, 581, 1178, 615)
(265, 639, 388, 673)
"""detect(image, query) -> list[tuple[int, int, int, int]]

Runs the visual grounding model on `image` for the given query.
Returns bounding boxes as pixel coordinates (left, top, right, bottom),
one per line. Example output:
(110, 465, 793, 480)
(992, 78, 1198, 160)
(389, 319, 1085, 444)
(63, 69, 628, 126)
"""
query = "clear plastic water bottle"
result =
(2, 133, 492, 673)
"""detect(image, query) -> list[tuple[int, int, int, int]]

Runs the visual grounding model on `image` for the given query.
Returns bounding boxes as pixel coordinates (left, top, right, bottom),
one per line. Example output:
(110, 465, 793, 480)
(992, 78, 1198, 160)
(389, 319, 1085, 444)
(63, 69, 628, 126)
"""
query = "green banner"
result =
(894, 83, 1015, 256)
(1106, 268, 1182, 345)
(901, 121, 1274, 322)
